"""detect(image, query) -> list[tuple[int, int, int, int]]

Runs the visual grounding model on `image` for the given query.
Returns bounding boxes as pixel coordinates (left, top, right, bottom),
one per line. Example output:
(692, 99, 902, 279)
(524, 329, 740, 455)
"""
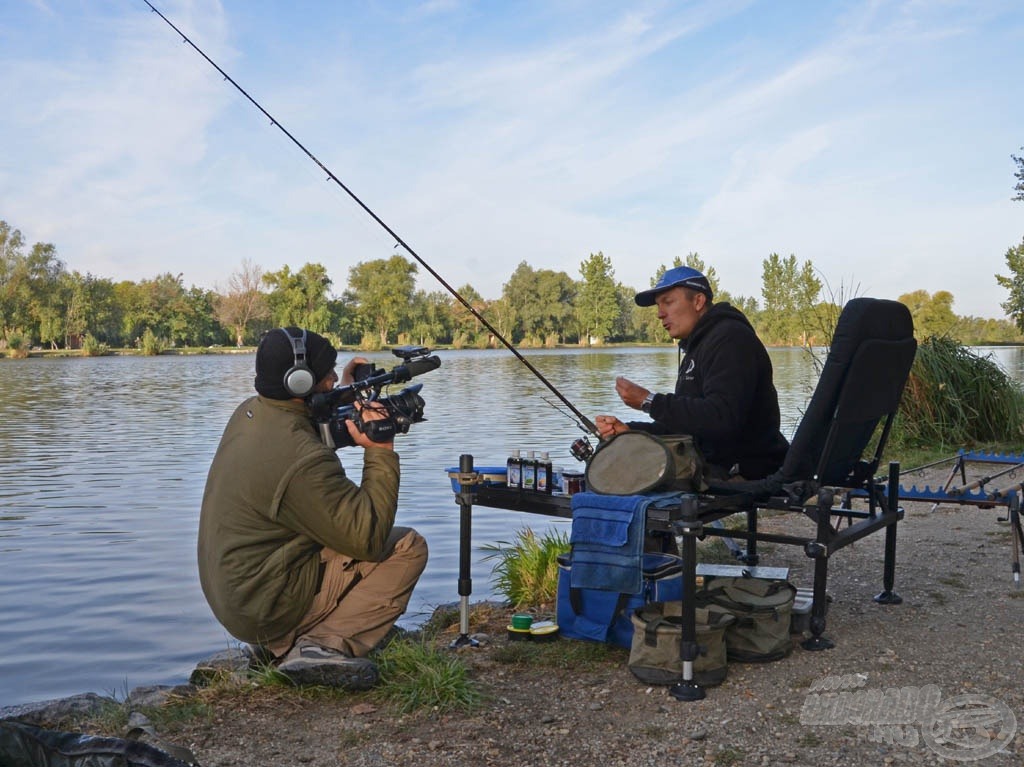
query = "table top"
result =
(467, 485, 574, 518)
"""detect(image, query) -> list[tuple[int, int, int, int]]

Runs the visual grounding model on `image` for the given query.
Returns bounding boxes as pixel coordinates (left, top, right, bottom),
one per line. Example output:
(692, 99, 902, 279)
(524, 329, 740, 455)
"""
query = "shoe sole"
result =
(277, 658, 379, 691)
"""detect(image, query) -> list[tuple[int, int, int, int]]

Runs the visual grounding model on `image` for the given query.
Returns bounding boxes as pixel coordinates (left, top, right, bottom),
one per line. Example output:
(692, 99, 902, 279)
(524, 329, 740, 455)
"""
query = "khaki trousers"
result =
(268, 527, 428, 658)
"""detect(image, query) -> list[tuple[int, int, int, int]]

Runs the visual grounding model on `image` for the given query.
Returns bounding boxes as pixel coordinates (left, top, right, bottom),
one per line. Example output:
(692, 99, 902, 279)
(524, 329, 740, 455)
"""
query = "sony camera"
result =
(307, 346, 440, 449)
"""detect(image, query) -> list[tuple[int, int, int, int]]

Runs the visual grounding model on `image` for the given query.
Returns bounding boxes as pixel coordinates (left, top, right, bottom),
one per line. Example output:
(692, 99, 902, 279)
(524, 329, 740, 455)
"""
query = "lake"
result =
(1, 345, 1021, 706)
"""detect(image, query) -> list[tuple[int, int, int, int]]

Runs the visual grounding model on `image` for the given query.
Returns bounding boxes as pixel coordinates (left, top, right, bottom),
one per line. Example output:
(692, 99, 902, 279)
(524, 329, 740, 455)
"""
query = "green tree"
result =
(215, 259, 270, 346)
(502, 261, 575, 344)
(759, 253, 820, 345)
(406, 289, 452, 346)
(611, 283, 641, 342)
(485, 296, 516, 347)
(0, 221, 26, 338)
(449, 283, 487, 344)
(576, 252, 619, 345)
(136, 273, 192, 347)
(759, 253, 794, 344)
(70, 272, 120, 345)
(263, 262, 334, 334)
(898, 289, 958, 339)
(346, 256, 418, 346)
(181, 286, 225, 346)
(996, 237, 1024, 332)
(0, 230, 65, 345)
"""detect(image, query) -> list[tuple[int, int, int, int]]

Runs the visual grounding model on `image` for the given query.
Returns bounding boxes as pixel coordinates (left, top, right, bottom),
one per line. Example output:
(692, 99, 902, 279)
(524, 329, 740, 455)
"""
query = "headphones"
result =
(279, 328, 316, 398)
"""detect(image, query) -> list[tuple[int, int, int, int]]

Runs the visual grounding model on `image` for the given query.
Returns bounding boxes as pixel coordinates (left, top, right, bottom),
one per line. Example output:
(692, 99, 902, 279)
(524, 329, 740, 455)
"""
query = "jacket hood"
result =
(679, 302, 754, 352)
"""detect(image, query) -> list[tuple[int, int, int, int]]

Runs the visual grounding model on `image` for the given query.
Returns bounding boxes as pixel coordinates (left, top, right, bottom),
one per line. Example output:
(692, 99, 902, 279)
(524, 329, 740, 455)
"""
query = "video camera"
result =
(307, 346, 441, 449)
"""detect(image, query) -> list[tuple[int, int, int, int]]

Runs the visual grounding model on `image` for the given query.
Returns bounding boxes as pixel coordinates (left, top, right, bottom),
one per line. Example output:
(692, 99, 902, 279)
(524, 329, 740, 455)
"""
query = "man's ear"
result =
(693, 292, 709, 312)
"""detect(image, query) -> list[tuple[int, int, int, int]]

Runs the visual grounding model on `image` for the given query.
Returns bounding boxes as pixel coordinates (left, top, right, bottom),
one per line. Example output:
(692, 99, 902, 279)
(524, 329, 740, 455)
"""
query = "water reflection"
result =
(0, 346, 1020, 705)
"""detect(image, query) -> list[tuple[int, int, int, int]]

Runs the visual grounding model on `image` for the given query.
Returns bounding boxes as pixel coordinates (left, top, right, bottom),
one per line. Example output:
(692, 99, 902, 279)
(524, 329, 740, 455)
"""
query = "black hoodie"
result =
(628, 302, 789, 479)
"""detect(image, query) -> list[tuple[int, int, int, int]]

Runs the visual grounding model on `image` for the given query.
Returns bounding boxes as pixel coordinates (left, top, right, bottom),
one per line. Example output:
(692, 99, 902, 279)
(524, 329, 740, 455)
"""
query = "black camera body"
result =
(308, 346, 440, 449)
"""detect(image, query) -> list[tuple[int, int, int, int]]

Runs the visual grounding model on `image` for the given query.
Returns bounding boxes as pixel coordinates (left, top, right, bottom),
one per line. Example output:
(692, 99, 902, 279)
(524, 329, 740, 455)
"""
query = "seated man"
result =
(198, 327, 428, 689)
(596, 266, 788, 480)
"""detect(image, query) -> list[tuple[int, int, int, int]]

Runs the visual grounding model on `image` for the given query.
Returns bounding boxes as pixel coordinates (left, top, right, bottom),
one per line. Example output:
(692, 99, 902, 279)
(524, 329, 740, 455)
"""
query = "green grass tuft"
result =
(373, 637, 483, 714)
(481, 527, 568, 609)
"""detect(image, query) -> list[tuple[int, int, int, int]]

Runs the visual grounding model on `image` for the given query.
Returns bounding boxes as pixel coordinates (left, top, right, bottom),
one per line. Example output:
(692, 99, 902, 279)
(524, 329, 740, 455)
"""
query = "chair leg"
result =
(802, 488, 835, 650)
(874, 521, 902, 605)
(1009, 494, 1022, 589)
(802, 555, 835, 651)
(875, 463, 903, 605)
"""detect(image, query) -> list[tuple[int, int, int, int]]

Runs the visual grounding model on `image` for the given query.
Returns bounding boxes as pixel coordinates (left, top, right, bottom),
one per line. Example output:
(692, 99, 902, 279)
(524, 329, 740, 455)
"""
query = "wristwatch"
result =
(641, 392, 656, 414)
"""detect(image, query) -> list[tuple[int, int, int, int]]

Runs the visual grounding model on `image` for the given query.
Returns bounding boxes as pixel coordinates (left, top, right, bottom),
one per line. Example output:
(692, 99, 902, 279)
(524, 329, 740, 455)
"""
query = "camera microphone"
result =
(392, 355, 441, 383)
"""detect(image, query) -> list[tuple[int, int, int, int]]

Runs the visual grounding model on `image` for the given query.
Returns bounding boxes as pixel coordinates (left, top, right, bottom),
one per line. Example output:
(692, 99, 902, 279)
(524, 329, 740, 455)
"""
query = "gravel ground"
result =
(34, 464, 1024, 766)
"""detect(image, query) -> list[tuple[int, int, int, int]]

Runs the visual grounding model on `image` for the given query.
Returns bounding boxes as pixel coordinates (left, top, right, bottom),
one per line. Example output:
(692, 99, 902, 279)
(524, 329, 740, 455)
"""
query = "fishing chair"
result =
(653, 297, 917, 696)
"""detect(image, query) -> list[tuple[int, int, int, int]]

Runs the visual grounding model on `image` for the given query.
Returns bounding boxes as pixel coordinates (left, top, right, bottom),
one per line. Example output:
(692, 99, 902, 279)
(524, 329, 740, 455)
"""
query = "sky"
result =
(1, 1, 1022, 319)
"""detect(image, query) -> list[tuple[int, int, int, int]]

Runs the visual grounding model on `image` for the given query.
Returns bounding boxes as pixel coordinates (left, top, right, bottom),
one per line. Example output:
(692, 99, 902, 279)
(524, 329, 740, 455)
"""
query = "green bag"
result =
(585, 432, 708, 496)
(627, 601, 735, 687)
(695, 576, 797, 663)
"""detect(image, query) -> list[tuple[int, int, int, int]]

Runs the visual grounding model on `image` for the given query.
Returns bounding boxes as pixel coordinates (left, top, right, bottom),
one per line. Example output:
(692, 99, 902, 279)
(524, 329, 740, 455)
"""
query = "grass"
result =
(491, 636, 622, 669)
(372, 635, 483, 714)
(481, 527, 568, 609)
(893, 336, 1024, 450)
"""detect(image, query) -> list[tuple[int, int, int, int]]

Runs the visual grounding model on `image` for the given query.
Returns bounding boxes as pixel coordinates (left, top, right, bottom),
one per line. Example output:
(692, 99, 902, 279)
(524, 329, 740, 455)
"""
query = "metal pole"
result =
(451, 454, 480, 649)
(670, 494, 705, 701)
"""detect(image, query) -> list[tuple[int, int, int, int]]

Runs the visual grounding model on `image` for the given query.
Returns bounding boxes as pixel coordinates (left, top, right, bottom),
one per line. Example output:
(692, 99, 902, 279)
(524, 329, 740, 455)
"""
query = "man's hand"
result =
(340, 356, 370, 386)
(615, 376, 651, 410)
(595, 414, 629, 440)
(345, 401, 395, 450)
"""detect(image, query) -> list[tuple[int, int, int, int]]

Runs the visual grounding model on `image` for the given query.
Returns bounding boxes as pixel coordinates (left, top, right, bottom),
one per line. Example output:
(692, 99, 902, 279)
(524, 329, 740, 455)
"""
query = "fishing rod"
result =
(141, 1, 599, 439)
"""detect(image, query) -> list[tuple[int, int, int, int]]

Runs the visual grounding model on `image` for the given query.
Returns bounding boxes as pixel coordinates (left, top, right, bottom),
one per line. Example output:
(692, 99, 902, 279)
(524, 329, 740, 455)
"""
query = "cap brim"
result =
(634, 288, 659, 307)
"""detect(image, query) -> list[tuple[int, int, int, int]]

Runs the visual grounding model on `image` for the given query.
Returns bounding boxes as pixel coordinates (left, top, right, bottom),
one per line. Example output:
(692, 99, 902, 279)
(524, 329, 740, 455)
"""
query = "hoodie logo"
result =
(682, 358, 696, 380)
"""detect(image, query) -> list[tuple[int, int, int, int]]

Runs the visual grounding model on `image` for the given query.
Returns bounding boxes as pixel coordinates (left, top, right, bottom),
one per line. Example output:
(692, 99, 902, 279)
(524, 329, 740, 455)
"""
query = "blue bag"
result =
(556, 551, 683, 647)
(556, 491, 686, 648)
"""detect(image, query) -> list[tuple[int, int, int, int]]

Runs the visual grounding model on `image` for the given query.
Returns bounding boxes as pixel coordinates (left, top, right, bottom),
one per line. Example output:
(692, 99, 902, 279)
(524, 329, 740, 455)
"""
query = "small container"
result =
(510, 613, 534, 631)
(507, 449, 522, 489)
(506, 626, 531, 641)
(537, 451, 553, 494)
(562, 470, 585, 495)
(523, 451, 537, 491)
(552, 466, 565, 495)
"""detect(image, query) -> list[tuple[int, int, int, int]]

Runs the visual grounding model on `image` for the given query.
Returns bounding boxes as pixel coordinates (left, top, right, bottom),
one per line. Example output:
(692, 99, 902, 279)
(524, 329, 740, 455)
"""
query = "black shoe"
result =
(277, 644, 379, 690)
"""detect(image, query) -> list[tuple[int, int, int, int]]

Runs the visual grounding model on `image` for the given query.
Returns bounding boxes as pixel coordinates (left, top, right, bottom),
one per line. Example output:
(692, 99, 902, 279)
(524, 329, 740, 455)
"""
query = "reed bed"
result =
(893, 336, 1024, 449)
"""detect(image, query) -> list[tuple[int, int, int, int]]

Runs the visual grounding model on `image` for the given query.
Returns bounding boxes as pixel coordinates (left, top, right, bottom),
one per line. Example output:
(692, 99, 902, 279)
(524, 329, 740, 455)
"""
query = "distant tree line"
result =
(2, 217, 1023, 355)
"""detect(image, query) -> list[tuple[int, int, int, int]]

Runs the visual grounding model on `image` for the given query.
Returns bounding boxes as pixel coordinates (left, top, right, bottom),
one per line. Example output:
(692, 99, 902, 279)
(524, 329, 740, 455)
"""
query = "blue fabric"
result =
(569, 491, 683, 594)
(556, 551, 684, 647)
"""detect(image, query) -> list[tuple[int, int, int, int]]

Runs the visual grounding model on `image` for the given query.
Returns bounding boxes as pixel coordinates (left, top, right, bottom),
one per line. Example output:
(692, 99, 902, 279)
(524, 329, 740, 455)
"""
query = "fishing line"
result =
(141, 1, 598, 438)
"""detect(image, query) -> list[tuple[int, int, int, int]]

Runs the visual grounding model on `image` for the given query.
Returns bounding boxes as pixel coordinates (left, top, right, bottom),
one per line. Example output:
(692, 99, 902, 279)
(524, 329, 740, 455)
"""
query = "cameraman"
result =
(198, 327, 428, 690)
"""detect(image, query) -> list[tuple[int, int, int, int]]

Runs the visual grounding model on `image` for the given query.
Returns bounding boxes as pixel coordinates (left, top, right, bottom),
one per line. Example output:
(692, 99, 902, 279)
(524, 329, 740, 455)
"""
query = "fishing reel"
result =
(571, 436, 595, 462)
(308, 346, 441, 449)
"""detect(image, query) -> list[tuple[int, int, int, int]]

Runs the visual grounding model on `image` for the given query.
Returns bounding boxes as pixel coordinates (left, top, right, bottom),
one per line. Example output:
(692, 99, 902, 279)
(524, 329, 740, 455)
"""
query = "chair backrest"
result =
(780, 297, 917, 488)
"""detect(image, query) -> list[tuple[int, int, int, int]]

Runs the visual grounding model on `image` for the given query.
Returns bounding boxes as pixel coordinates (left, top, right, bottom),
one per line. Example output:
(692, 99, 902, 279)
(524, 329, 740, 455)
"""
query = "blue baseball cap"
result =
(634, 266, 713, 306)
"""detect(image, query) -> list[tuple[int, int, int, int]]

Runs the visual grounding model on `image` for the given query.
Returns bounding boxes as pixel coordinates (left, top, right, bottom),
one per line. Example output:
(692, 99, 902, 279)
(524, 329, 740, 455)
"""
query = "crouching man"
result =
(198, 327, 428, 689)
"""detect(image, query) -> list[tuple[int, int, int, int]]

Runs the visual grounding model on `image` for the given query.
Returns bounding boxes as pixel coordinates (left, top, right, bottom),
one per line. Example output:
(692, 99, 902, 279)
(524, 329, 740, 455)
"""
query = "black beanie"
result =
(254, 327, 338, 399)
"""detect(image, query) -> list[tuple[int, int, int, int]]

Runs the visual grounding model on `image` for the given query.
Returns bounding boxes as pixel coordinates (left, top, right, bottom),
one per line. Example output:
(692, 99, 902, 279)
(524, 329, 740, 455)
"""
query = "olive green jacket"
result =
(198, 395, 400, 644)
